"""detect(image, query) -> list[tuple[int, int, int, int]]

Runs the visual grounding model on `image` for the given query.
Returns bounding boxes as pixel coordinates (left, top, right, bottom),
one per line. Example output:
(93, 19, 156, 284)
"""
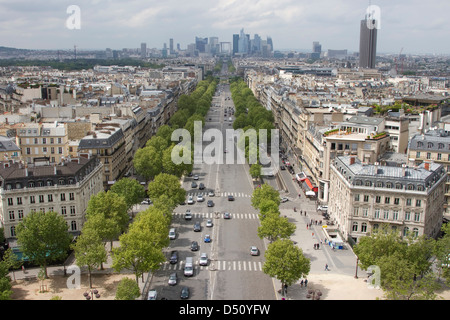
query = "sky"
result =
(0, 0, 449, 54)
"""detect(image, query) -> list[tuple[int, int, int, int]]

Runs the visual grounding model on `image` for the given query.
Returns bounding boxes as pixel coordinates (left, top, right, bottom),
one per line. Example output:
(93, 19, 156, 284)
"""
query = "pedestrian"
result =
(22, 265, 26, 274)
(300, 279, 304, 287)
(284, 284, 288, 294)
(304, 279, 308, 287)
(325, 264, 329, 271)
(317, 243, 320, 249)
(306, 224, 308, 230)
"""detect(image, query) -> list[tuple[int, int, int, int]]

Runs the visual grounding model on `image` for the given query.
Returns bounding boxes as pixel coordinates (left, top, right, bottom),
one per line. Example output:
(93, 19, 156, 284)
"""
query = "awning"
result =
(306, 191, 316, 196)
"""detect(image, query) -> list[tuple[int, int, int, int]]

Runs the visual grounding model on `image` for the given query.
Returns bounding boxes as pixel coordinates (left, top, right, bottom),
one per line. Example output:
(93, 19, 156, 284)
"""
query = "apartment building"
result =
(328, 156, 446, 244)
(0, 155, 103, 240)
(0, 136, 21, 162)
(16, 122, 69, 164)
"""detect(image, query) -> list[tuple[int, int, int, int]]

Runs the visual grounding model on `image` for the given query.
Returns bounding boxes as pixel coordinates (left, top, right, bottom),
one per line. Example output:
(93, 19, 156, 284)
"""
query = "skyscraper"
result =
(169, 38, 174, 54)
(359, 14, 377, 69)
(232, 34, 239, 55)
(141, 42, 146, 58)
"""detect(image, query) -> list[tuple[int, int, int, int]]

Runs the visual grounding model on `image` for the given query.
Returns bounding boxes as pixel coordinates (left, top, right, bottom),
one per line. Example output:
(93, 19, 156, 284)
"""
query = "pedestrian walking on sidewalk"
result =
(304, 279, 308, 287)
(300, 279, 304, 287)
(325, 264, 329, 271)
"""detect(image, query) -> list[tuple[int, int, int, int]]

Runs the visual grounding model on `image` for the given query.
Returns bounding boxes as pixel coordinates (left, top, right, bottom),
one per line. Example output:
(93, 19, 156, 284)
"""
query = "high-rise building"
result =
(195, 37, 208, 53)
(359, 14, 377, 69)
(140, 42, 147, 58)
(233, 34, 239, 55)
(312, 41, 322, 59)
(169, 38, 174, 54)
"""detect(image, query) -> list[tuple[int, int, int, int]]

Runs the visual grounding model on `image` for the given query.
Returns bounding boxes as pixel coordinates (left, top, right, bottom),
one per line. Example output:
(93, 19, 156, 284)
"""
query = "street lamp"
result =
(355, 257, 359, 279)
(83, 289, 101, 300)
(306, 289, 322, 300)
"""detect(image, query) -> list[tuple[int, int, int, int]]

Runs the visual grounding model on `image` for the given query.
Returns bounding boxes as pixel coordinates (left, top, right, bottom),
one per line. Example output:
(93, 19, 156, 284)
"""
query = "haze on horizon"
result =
(0, 0, 449, 55)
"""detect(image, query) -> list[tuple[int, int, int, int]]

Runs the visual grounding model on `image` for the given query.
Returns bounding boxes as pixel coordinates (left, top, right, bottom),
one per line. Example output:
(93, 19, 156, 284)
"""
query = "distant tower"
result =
(74, 45, 77, 60)
(141, 43, 147, 58)
(169, 38, 174, 54)
(359, 12, 378, 69)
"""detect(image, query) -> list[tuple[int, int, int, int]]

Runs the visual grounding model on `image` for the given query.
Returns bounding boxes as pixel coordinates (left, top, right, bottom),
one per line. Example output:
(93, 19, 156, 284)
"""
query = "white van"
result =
(169, 228, 176, 240)
(184, 257, 194, 277)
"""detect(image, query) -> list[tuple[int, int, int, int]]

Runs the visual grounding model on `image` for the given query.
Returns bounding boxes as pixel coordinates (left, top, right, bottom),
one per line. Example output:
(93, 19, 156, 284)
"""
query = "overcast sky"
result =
(1, 0, 449, 54)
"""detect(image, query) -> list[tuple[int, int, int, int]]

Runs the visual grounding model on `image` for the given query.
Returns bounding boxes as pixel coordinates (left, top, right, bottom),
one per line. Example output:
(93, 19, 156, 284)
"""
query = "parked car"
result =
(280, 197, 289, 203)
(185, 209, 192, 220)
(199, 183, 205, 190)
(141, 198, 152, 205)
(147, 290, 157, 300)
(197, 194, 205, 202)
(168, 272, 177, 286)
(169, 251, 178, 264)
(190, 241, 199, 251)
(280, 165, 286, 170)
(193, 175, 199, 180)
(199, 253, 208, 266)
(250, 246, 259, 256)
(180, 287, 190, 299)
(191, 181, 198, 188)
(187, 196, 194, 205)
(228, 195, 235, 201)
(208, 190, 215, 197)
(204, 234, 211, 243)
(206, 219, 213, 227)
(223, 212, 231, 219)
(193, 222, 201, 232)
(318, 205, 328, 211)
(207, 200, 214, 207)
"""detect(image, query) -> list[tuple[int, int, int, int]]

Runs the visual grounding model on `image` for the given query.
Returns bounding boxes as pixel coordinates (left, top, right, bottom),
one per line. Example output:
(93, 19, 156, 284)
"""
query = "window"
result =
(39, 195, 44, 203)
(405, 211, 411, 221)
(393, 211, 399, 220)
(364, 195, 369, 202)
(70, 206, 76, 216)
(416, 152, 420, 158)
(385, 197, 390, 204)
(354, 194, 360, 201)
(69, 193, 75, 201)
(7, 198, 13, 206)
(353, 208, 359, 216)
(363, 208, 369, 217)
(71, 221, 77, 231)
(30, 196, 35, 204)
(438, 153, 442, 160)
(413, 228, 419, 237)
(361, 223, 368, 233)
(427, 153, 431, 160)
(403, 227, 409, 237)
(18, 210, 24, 220)
(375, 196, 381, 203)
(61, 206, 67, 216)
(406, 198, 412, 206)
(60, 193, 66, 201)
(374, 209, 380, 219)
(10, 226, 16, 237)
(352, 222, 358, 232)
(414, 212, 421, 222)
(9, 211, 15, 221)
(17, 197, 23, 205)
(416, 199, 422, 207)
(394, 198, 400, 205)
(48, 194, 53, 202)
(383, 210, 389, 219)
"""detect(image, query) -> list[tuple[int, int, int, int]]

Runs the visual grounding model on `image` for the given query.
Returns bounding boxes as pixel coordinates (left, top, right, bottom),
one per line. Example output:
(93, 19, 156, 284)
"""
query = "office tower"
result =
(267, 36, 273, 51)
(169, 38, 174, 54)
(359, 14, 377, 69)
(195, 37, 208, 53)
(238, 29, 249, 54)
(312, 41, 322, 59)
(141, 42, 147, 58)
(233, 34, 239, 55)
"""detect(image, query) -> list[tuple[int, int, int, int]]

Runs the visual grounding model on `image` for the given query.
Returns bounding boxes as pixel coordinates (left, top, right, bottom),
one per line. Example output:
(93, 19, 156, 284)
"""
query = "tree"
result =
(1, 248, 22, 281)
(85, 191, 128, 250)
(258, 199, 280, 220)
(263, 239, 310, 294)
(258, 215, 296, 243)
(147, 173, 186, 207)
(133, 146, 163, 181)
(249, 164, 262, 180)
(115, 277, 141, 300)
(72, 227, 107, 288)
(16, 211, 72, 278)
(0, 259, 12, 300)
(434, 223, 450, 285)
(145, 135, 169, 154)
(110, 178, 146, 212)
(162, 144, 193, 178)
(251, 184, 280, 210)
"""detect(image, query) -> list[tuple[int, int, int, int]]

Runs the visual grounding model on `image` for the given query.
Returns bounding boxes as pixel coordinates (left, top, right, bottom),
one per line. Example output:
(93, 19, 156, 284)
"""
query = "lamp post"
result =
(355, 257, 359, 279)
(306, 289, 322, 300)
(83, 289, 101, 300)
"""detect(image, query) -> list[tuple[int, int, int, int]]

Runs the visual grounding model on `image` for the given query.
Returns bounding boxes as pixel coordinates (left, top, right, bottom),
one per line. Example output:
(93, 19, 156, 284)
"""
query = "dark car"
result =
(169, 251, 178, 264)
(191, 181, 198, 188)
(280, 165, 286, 170)
(228, 195, 235, 201)
(193, 222, 201, 232)
(180, 287, 190, 299)
(190, 241, 199, 251)
(207, 200, 214, 207)
(199, 183, 205, 190)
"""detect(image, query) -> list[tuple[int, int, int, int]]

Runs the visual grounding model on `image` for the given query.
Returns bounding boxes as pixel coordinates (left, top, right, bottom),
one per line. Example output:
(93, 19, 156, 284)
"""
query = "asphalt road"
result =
(149, 81, 277, 300)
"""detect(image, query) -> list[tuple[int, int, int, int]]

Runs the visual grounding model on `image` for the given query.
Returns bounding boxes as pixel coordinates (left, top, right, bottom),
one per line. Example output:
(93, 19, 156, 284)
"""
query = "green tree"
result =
(162, 144, 193, 178)
(258, 199, 280, 220)
(0, 259, 13, 300)
(147, 173, 186, 208)
(263, 239, 310, 294)
(258, 215, 296, 243)
(251, 184, 280, 210)
(249, 164, 262, 179)
(434, 223, 450, 285)
(145, 135, 169, 154)
(115, 277, 141, 300)
(72, 227, 107, 288)
(110, 178, 146, 212)
(133, 146, 163, 181)
(1, 248, 22, 281)
(16, 211, 72, 278)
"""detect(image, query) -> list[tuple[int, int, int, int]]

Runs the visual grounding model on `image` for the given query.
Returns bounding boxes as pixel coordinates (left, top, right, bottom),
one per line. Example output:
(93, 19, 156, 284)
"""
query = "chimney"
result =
(350, 156, 355, 165)
(374, 162, 379, 174)
(24, 163, 28, 177)
(424, 162, 430, 171)
(402, 164, 407, 177)
(54, 164, 57, 175)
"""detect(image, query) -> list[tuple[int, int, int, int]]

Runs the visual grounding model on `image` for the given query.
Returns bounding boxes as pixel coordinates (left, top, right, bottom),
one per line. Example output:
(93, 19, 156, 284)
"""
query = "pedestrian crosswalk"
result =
(160, 260, 263, 272)
(186, 191, 252, 198)
(172, 212, 259, 219)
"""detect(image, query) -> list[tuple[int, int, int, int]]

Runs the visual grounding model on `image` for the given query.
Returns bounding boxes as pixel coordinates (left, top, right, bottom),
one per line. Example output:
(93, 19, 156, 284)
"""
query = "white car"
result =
(197, 194, 205, 202)
(318, 205, 328, 211)
(280, 197, 289, 203)
(206, 219, 213, 227)
(141, 199, 152, 205)
(250, 246, 259, 256)
(168, 273, 177, 286)
(187, 196, 194, 205)
(199, 253, 208, 266)
(193, 175, 199, 180)
(147, 290, 157, 300)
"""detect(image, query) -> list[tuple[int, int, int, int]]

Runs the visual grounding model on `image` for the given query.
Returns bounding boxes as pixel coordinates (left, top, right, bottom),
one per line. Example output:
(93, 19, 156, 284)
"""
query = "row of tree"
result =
(251, 184, 311, 295)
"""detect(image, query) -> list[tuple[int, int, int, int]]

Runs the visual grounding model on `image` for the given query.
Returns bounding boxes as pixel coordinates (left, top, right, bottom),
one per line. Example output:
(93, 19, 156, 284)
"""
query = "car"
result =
(169, 251, 178, 264)
(190, 241, 199, 251)
(185, 209, 192, 220)
(280, 165, 286, 170)
(191, 181, 198, 188)
(206, 219, 213, 227)
(187, 196, 194, 205)
(168, 272, 178, 286)
(318, 205, 328, 211)
(207, 200, 214, 207)
(193, 175, 199, 180)
(180, 287, 190, 299)
(223, 212, 231, 219)
(188, 172, 193, 177)
(204, 234, 211, 243)
(147, 290, 157, 300)
(199, 253, 208, 266)
(141, 199, 152, 205)
(280, 197, 289, 203)
(208, 190, 215, 197)
(197, 194, 205, 202)
(228, 195, 235, 201)
(250, 246, 259, 256)
(199, 183, 205, 190)
(193, 222, 201, 232)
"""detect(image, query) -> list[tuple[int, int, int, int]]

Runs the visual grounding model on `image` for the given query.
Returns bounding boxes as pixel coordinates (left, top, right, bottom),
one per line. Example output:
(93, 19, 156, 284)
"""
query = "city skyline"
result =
(0, 0, 449, 54)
